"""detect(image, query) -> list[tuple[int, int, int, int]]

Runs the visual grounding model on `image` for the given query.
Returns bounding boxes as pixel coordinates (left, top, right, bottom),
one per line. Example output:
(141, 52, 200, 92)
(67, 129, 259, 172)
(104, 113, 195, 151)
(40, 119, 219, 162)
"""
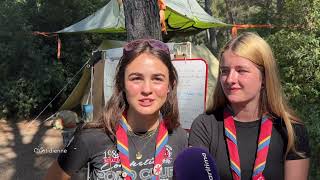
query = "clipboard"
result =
(173, 58, 208, 129)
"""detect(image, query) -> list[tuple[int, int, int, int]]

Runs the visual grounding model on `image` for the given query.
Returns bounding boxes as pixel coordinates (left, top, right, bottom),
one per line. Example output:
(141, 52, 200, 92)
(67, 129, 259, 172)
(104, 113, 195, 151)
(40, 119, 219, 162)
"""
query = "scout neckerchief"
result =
(116, 114, 168, 180)
(224, 108, 273, 180)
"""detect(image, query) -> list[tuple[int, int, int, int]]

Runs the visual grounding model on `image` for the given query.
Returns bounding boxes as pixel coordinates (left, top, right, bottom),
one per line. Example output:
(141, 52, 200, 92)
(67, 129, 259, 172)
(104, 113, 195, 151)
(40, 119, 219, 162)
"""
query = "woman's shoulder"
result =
(169, 126, 188, 148)
(172, 126, 188, 136)
(273, 117, 308, 135)
(291, 122, 309, 143)
(292, 122, 308, 131)
(192, 110, 223, 126)
(273, 118, 311, 159)
(289, 122, 311, 159)
(77, 127, 106, 136)
(75, 128, 114, 145)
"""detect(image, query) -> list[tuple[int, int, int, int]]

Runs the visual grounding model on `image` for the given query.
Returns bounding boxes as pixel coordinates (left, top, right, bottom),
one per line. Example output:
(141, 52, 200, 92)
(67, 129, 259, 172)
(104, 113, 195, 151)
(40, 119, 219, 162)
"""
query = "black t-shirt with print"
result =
(188, 111, 310, 180)
(58, 127, 188, 180)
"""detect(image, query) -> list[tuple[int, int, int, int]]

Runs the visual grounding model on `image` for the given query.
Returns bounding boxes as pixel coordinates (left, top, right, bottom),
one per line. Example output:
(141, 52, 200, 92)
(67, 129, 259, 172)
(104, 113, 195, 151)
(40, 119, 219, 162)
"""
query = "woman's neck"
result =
(230, 102, 260, 122)
(126, 109, 160, 133)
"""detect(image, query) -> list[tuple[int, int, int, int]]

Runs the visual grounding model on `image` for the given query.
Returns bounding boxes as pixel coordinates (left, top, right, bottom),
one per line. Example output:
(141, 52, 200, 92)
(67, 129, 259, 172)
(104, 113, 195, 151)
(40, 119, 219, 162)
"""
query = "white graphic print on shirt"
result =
(96, 145, 173, 180)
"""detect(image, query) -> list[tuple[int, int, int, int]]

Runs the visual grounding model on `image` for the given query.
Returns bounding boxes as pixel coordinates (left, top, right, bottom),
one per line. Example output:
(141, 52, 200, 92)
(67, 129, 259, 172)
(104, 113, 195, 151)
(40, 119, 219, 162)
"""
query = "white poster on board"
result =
(172, 59, 207, 129)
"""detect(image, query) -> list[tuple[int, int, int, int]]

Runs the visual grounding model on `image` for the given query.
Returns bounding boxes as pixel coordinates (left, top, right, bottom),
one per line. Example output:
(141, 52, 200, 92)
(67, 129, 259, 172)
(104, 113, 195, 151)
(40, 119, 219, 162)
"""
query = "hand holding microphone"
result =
(173, 147, 220, 180)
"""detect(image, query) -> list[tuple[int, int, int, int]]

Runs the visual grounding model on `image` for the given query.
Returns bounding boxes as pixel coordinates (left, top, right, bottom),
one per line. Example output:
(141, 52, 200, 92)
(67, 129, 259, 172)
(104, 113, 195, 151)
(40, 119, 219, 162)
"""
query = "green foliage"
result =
(267, 30, 320, 179)
(279, 0, 320, 32)
(0, 0, 109, 118)
(268, 31, 320, 104)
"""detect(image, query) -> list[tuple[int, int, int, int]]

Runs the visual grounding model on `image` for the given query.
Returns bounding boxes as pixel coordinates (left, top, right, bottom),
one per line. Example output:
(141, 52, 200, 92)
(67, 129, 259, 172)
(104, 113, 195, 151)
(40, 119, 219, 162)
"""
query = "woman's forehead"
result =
(221, 50, 256, 68)
(125, 53, 169, 74)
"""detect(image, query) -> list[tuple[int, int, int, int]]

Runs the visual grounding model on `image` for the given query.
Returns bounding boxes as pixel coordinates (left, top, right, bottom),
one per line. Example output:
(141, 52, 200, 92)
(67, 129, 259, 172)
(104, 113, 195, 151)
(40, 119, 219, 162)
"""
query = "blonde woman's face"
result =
(220, 50, 263, 107)
(124, 53, 170, 116)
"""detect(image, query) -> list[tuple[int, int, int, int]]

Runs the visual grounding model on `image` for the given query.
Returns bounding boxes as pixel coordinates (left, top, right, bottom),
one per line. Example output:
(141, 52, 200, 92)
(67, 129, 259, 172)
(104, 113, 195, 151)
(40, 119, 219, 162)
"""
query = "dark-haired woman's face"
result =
(124, 53, 170, 116)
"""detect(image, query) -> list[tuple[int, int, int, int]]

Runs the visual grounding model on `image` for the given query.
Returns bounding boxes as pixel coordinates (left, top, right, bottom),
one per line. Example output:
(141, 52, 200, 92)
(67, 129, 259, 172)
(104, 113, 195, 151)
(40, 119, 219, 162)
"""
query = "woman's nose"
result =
(141, 80, 152, 95)
(226, 70, 237, 84)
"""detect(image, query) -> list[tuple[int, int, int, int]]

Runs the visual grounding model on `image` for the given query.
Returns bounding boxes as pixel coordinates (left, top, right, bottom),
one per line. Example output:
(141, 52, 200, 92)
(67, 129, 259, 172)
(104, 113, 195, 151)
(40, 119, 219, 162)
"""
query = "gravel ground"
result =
(0, 118, 64, 180)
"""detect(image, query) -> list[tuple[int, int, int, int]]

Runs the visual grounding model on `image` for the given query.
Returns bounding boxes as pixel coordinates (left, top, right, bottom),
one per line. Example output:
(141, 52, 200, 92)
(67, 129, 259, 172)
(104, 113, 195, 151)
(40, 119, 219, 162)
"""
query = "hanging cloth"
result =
(158, 0, 167, 33)
(116, 114, 168, 180)
(223, 108, 273, 180)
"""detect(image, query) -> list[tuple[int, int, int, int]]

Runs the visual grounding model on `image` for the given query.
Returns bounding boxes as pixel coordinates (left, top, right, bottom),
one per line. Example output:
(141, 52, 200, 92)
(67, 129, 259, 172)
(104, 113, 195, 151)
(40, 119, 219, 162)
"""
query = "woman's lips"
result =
(138, 98, 154, 107)
(227, 87, 241, 93)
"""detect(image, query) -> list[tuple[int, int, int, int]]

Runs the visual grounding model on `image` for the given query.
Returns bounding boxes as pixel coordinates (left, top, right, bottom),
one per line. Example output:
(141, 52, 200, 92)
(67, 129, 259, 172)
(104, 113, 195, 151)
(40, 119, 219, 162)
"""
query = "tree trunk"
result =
(123, 0, 162, 41)
(276, 0, 285, 13)
(262, 0, 273, 25)
(204, 0, 219, 54)
(224, 0, 237, 24)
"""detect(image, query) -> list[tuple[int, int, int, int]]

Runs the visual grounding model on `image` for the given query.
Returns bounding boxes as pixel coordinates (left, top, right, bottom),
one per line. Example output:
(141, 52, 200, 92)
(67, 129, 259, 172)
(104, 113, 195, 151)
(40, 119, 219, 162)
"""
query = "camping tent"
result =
(57, 0, 228, 33)
(59, 40, 219, 122)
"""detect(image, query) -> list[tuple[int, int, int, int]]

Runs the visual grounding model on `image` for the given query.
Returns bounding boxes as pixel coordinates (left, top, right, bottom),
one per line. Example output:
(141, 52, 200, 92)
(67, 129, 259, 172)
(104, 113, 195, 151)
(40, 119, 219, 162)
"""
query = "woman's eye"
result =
(154, 77, 164, 81)
(130, 77, 142, 81)
(220, 69, 229, 75)
(238, 69, 248, 73)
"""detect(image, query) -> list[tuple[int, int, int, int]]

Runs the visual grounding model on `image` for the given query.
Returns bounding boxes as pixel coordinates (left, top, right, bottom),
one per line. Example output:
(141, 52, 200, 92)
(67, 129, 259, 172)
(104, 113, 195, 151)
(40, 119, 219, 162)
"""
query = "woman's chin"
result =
(135, 106, 160, 116)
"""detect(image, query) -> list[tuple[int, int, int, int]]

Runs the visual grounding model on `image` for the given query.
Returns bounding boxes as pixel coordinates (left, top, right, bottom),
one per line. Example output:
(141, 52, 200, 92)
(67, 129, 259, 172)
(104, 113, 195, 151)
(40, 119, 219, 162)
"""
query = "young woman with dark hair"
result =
(45, 39, 188, 180)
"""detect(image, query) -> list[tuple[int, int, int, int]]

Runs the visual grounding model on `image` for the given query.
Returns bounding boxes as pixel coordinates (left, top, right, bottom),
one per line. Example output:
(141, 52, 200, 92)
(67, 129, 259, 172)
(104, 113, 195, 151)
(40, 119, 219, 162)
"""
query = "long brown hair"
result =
(208, 32, 302, 156)
(86, 39, 180, 134)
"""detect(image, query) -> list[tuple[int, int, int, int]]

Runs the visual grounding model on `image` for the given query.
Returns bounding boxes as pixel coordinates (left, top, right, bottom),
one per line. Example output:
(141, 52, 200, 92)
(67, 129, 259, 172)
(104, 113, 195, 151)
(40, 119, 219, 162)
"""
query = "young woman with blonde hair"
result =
(189, 32, 310, 180)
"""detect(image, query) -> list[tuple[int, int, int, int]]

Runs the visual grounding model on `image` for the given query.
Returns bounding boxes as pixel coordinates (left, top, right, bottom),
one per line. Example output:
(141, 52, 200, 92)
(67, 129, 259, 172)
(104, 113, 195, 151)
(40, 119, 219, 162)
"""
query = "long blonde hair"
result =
(208, 32, 301, 156)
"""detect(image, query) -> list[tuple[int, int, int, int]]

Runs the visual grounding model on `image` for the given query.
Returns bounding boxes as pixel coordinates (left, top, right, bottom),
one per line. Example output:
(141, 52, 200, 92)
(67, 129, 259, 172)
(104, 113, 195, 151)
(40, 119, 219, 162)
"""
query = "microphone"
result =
(173, 147, 220, 180)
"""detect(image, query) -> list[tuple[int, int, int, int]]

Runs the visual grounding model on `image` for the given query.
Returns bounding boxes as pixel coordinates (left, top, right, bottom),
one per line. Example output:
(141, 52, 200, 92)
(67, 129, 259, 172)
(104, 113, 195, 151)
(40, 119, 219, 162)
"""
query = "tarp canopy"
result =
(57, 0, 228, 33)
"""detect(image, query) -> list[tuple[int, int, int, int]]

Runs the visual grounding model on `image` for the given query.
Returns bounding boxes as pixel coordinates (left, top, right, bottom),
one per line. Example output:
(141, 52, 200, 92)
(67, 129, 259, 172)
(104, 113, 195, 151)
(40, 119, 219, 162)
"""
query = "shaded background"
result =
(0, 0, 319, 179)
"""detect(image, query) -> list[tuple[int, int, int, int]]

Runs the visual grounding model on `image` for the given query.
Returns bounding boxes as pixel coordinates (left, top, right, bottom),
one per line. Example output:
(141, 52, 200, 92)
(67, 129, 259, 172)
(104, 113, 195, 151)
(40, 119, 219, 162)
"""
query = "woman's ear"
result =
(167, 84, 172, 93)
(261, 75, 265, 88)
(259, 79, 264, 89)
(167, 85, 171, 93)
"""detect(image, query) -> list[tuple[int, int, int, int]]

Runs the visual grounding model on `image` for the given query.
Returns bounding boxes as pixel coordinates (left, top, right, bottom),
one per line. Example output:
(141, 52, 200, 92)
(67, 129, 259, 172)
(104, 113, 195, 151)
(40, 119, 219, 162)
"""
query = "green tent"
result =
(57, 0, 228, 33)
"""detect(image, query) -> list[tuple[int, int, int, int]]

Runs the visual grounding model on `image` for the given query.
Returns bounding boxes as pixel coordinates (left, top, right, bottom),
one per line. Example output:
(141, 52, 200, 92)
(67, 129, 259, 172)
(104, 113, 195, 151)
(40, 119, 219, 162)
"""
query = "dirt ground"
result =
(0, 118, 64, 180)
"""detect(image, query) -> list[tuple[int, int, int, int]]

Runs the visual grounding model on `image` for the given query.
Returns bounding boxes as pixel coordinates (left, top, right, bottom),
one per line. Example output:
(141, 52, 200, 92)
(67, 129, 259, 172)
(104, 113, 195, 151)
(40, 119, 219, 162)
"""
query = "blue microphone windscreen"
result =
(174, 147, 220, 180)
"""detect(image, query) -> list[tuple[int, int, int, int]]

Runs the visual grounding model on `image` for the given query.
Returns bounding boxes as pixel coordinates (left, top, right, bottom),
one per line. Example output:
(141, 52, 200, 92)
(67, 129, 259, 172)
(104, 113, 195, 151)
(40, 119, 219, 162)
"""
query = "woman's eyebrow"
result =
(220, 65, 250, 69)
(152, 73, 166, 77)
(128, 72, 167, 78)
(235, 65, 250, 69)
(128, 72, 142, 77)
(219, 66, 229, 69)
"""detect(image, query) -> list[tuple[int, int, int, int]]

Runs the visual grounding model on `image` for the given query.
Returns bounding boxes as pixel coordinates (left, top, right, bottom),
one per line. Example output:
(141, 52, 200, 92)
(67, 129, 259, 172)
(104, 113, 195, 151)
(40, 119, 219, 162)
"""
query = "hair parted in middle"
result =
(207, 32, 301, 156)
(93, 39, 180, 135)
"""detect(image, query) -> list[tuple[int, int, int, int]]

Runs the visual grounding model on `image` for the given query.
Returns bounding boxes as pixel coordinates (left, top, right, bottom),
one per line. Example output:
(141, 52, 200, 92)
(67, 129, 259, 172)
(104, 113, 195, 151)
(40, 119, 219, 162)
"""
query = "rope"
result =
(230, 23, 305, 38)
(90, 65, 94, 105)
(33, 31, 61, 59)
(26, 59, 90, 128)
(231, 24, 274, 38)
